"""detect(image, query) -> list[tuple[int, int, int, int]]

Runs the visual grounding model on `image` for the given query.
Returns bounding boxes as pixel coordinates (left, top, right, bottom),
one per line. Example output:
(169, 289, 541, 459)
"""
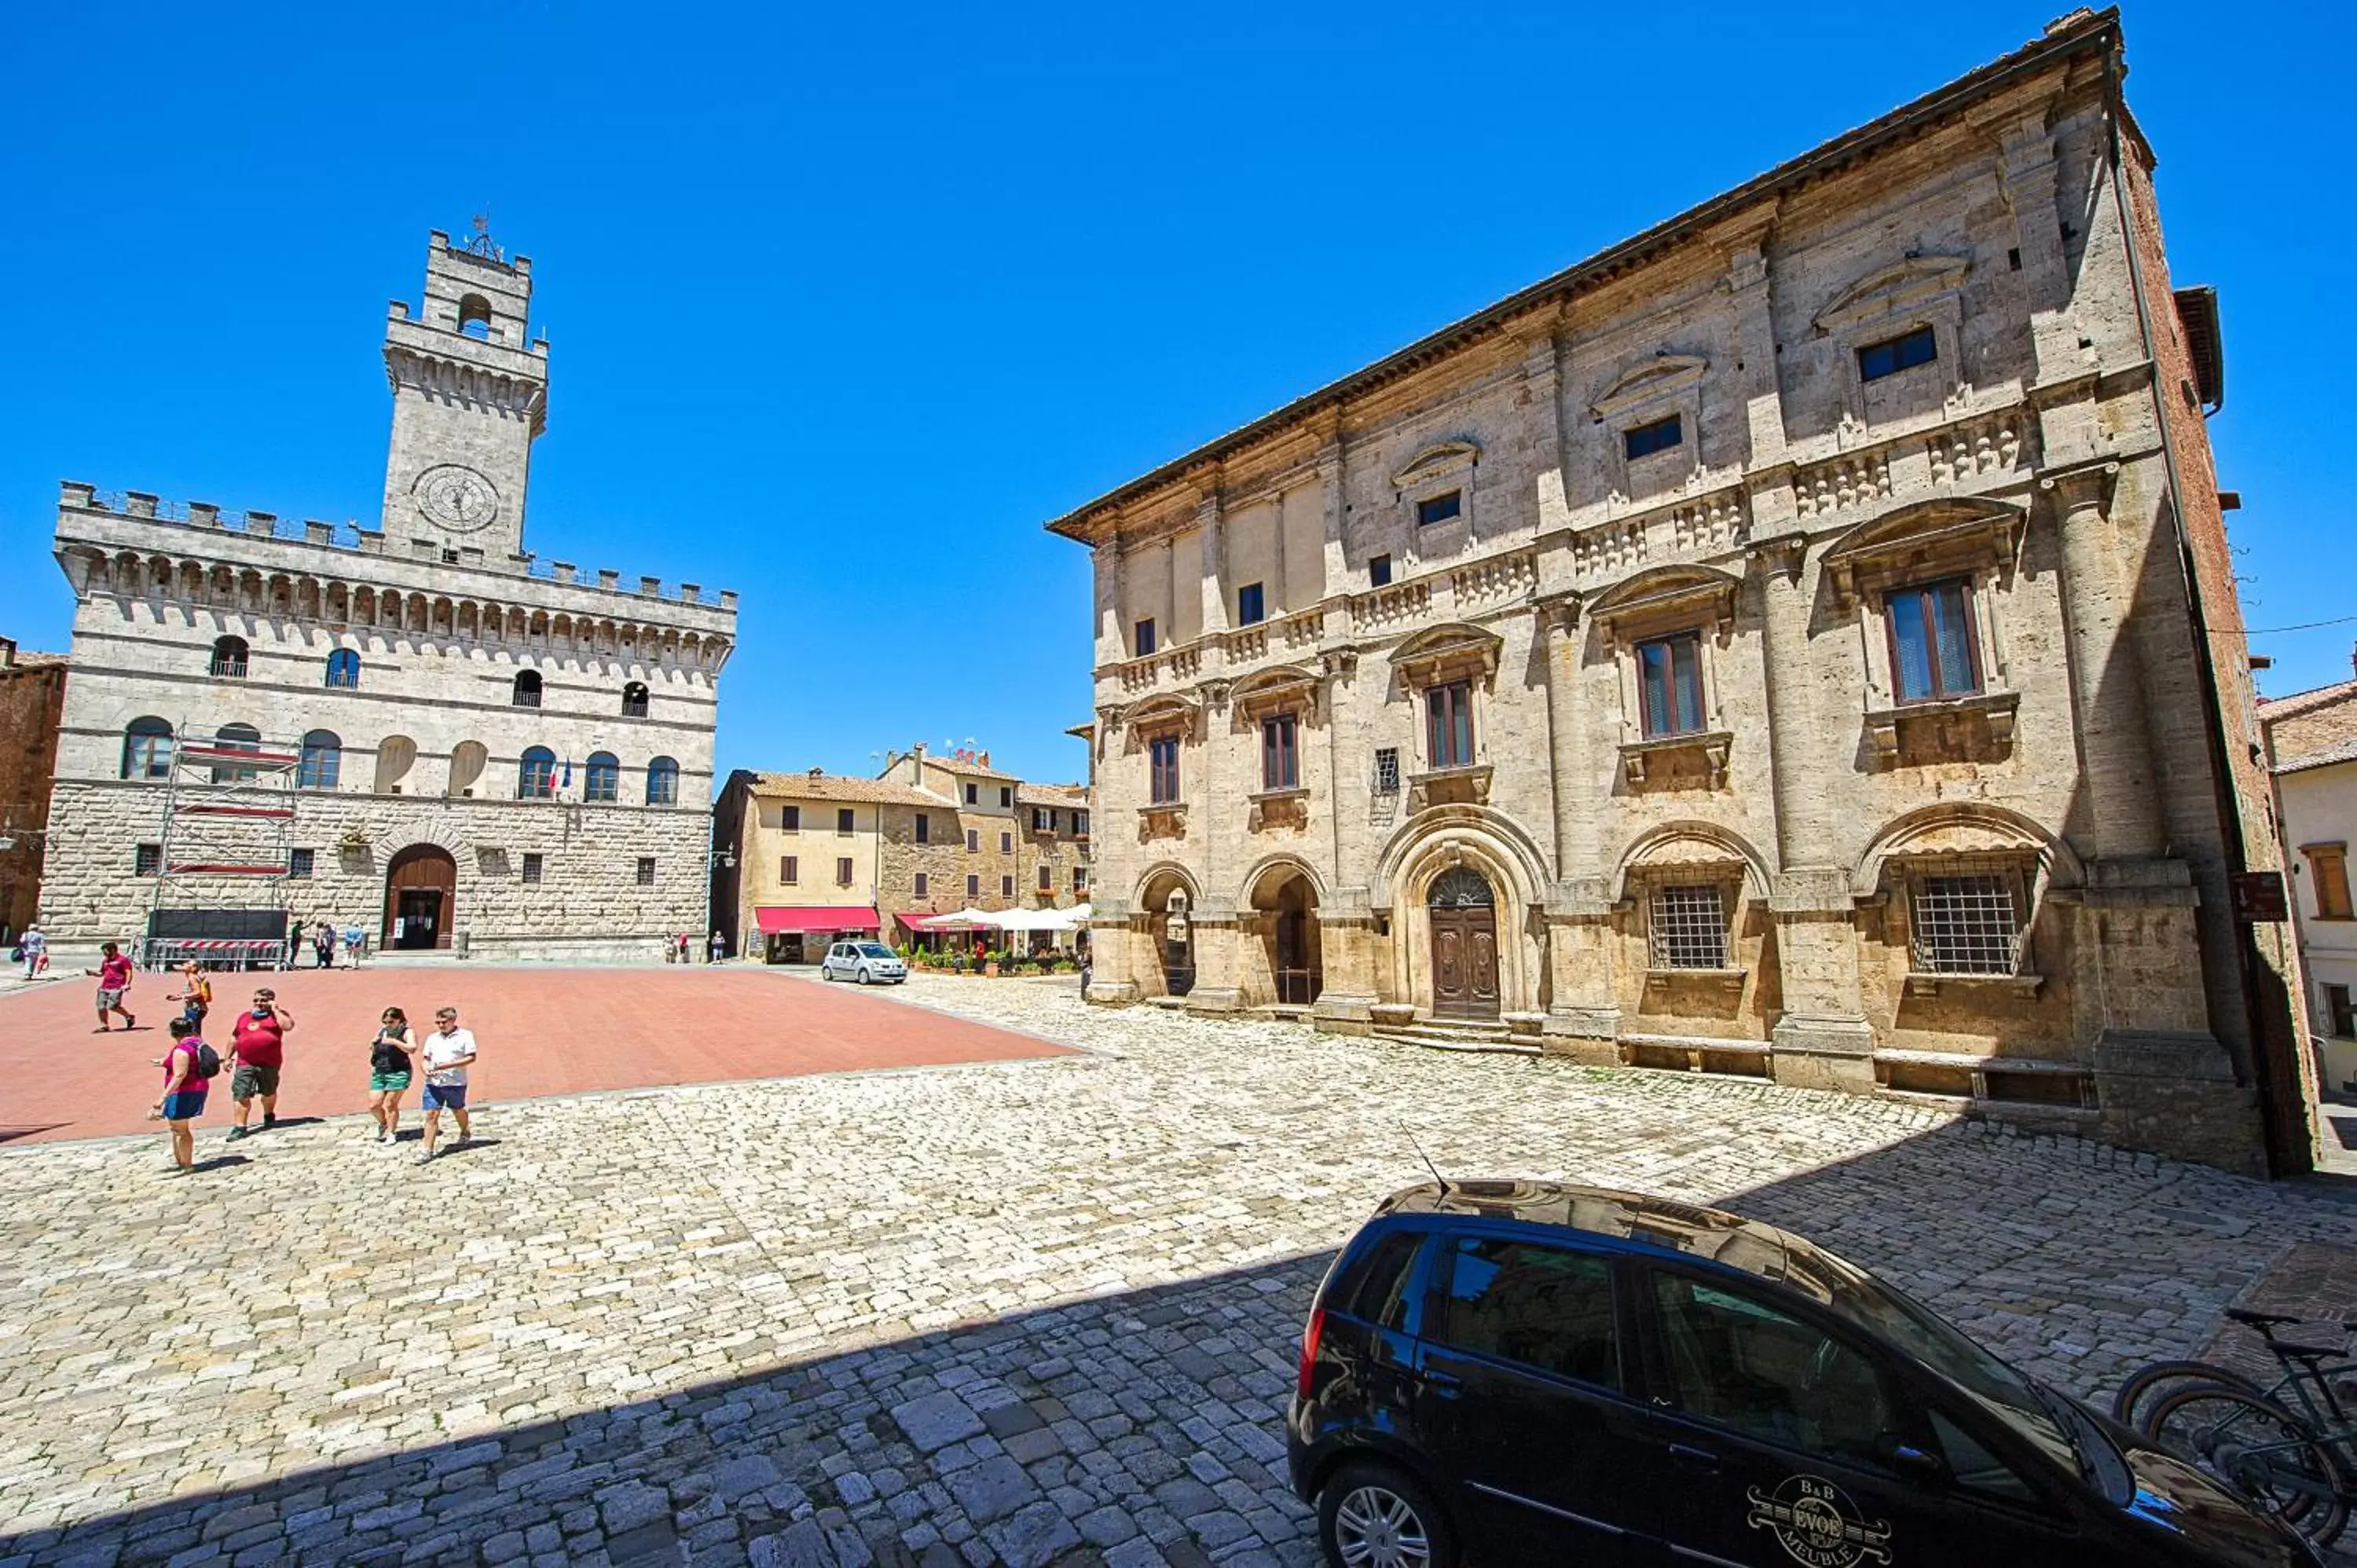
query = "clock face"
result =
(413, 464, 500, 531)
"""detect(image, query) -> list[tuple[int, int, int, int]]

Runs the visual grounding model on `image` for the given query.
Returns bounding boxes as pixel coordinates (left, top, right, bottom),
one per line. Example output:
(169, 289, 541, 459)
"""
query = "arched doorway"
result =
(1139, 872, 1196, 998)
(1428, 866, 1499, 1019)
(383, 844, 456, 951)
(1249, 867, 1323, 1006)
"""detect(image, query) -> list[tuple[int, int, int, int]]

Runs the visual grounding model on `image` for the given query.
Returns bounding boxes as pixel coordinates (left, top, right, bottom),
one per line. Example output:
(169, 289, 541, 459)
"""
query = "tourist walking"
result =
(342, 921, 366, 969)
(224, 985, 293, 1140)
(416, 1006, 477, 1162)
(87, 941, 137, 1032)
(368, 1006, 416, 1145)
(312, 920, 336, 969)
(16, 921, 46, 979)
(168, 960, 212, 1031)
(709, 930, 724, 965)
(149, 1017, 215, 1173)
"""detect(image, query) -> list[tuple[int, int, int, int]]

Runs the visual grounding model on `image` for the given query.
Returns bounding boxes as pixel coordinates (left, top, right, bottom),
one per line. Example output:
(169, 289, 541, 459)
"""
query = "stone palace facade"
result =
(1051, 13, 2315, 1174)
(41, 230, 735, 963)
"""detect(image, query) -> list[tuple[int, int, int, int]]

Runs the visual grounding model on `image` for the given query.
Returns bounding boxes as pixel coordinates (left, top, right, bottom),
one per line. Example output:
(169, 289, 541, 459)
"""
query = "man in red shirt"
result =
(224, 985, 295, 1140)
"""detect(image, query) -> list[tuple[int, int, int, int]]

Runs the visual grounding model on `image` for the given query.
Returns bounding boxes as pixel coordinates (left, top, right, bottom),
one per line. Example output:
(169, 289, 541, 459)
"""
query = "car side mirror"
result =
(1883, 1439, 1948, 1486)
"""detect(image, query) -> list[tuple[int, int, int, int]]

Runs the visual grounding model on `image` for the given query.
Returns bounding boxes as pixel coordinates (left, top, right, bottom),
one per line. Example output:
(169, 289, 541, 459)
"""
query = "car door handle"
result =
(1418, 1368, 1464, 1398)
(1666, 1442, 1721, 1472)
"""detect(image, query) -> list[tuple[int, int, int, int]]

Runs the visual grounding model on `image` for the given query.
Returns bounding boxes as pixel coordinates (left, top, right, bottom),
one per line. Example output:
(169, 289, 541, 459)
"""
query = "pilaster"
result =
(1310, 888, 1382, 1034)
(1768, 867, 1876, 1093)
(1182, 895, 1244, 1014)
(1541, 880, 1620, 1063)
(2044, 463, 2165, 862)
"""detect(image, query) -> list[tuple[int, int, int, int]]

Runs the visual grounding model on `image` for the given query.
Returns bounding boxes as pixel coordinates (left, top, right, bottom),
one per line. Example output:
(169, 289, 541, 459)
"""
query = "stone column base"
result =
(1184, 987, 1244, 1016)
(1084, 979, 1140, 1006)
(1312, 990, 1378, 1035)
(2095, 1028, 2267, 1176)
(1770, 1013, 1878, 1094)
(1541, 1007, 1622, 1065)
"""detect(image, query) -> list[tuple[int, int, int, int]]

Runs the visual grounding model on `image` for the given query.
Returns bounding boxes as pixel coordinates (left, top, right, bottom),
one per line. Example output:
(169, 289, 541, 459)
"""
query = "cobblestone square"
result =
(1, 973, 2352, 1567)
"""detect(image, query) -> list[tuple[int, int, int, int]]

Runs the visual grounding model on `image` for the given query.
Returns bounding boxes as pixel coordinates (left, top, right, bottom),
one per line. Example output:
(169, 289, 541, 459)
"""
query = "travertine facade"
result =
(42, 231, 735, 963)
(1050, 13, 2314, 1173)
(2261, 671, 2357, 1097)
(0, 639, 68, 942)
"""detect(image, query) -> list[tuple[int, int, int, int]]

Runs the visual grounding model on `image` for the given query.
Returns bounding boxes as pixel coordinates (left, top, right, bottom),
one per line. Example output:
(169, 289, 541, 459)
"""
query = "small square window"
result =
(1374, 747, 1400, 794)
(636, 856, 656, 887)
(1001, 874, 1014, 898)
(783, 855, 800, 884)
(1416, 490, 1461, 527)
(1369, 554, 1393, 588)
(915, 813, 929, 844)
(964, 783, 978, 805)
(134, 842, 161, 877)
(915, 871, 930, 897)
(781, 804, 801, 831)
(837, 807, 855, 834)
(999, 831, 1012, 853)
(966, 873, 980, 898)
(999, 786, 1012, 808)
(1135, 618, 1157, 657)
(966, 828, 979, 852)
(1623, 414, 1683, 461)
(1911, 873, 2021, 976)
(1858, 325, 1937, 383)
(1237, 582, 1265, 625)
(836, 857, 854, 885)
(1073, 866, 1087, 892)
(522, 852, 544, 885)
(1648, 884, 1729, 970)
(288, 848, 315, 880)
(1039, 864, 1053, 891)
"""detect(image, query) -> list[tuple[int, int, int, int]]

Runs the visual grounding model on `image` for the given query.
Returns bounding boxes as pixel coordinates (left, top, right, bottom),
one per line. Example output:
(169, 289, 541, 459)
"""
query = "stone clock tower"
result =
(379, 228, 549, 559)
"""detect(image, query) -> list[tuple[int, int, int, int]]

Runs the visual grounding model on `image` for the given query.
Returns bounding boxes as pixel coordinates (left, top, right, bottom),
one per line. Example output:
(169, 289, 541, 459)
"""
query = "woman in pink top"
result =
(86, 940, 137, 1032)
(150, 1017, 210, 1172)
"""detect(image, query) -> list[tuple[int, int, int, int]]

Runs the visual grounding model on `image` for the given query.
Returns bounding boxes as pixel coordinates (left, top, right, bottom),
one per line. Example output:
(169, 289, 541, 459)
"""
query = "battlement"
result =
(57, 481, 737, 614)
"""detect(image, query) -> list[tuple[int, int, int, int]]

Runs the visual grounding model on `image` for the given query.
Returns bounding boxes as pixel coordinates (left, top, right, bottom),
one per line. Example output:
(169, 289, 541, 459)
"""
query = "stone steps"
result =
(1373, 1018, 1541, 1057)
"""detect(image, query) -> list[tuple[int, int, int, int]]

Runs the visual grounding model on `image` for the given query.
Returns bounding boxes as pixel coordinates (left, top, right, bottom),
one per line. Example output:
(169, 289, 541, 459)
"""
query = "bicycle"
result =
(2114, 1307, 2357, 1549)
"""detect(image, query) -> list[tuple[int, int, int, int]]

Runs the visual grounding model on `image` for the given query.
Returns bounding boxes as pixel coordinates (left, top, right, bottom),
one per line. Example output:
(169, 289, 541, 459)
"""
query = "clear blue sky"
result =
(4, 2, 2352, 791)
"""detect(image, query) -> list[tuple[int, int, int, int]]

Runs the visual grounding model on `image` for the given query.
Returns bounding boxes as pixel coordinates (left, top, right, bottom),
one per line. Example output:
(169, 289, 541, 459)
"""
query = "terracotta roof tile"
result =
(746, 771, 951, 808)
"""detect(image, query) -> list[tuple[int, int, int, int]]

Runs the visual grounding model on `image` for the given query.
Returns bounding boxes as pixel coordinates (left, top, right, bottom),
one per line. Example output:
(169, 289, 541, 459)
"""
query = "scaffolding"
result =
(141, 721, 302, 970)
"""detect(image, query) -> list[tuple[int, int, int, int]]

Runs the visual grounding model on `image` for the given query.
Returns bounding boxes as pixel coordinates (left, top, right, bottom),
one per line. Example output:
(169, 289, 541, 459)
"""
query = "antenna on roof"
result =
(1404, 1128, 1450, 1200)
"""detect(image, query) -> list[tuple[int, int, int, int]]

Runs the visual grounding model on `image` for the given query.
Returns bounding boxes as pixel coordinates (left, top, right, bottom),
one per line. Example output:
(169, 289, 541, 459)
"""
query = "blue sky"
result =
(4, 2, 2352, 790)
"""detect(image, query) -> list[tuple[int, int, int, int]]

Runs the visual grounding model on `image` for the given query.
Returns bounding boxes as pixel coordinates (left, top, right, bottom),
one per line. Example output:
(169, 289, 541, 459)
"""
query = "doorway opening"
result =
(383, 844, 457, 951)
(1427, 864, 1499, 1020)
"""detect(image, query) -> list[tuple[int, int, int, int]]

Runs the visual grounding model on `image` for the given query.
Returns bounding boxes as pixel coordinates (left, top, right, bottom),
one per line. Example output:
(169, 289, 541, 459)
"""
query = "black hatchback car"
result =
(1288, 1181, 2320, 1568)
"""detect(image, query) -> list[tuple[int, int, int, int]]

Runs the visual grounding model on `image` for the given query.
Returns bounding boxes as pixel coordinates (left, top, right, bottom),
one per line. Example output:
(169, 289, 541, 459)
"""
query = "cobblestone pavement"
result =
(2, 973, 2352, 1567)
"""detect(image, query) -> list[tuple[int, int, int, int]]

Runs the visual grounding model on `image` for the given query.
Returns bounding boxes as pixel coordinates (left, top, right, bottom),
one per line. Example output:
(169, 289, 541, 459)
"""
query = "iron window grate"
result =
(1373, 747, 1400, 795)
(1648, 884, 1729, 970)
(1911, 874, 2021, 975)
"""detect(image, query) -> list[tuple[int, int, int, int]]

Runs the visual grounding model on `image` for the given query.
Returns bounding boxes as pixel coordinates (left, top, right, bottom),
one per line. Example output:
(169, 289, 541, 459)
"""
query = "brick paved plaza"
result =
(1, 973, 2353, 1567)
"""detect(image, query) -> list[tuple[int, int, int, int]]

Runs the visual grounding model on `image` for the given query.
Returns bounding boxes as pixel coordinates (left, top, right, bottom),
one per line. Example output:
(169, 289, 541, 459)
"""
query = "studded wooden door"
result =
(1428, 866, 1500, 1020)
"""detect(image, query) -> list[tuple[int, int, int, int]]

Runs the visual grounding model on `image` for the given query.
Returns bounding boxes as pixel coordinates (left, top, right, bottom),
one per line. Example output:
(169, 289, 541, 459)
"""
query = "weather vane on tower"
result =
(460, 211, 504, 263)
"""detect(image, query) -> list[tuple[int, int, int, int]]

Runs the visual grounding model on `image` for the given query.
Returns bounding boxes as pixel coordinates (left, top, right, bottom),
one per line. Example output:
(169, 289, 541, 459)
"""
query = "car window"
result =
(856, 943, 892, 958)
(1649, 1273, 1901, 1471)
(1433, 1236, 1618, 1389)
(1328, 1229, 1422, 1332)
(1927, 1407, 2039, 1504)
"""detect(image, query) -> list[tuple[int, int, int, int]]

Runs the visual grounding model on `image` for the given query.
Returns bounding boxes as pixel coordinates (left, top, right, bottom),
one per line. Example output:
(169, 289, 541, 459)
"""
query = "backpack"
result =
(191, 1040, 222, 1080)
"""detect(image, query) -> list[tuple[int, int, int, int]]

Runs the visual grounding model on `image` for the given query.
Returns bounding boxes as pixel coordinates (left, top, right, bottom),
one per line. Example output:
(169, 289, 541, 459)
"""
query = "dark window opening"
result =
(1912, 873, 2022, 976)
(522, 852, 544, 885)
(621, 681, 650, 717)
(511, 669, 543, 708)
(1369, 554, 1393, 588)
(1649, 884, 1730, 970)
(1135, 618, 1157, 657)
(1888, 580, 1981, 703)
(209, 636, 249, 678)
(837, 807, 856, 834)
(915, 813, 930, 844)
(1373, 747, 1400, 794)
(288, 848, 315, 880)
(1858, 324, 1937, 383)
(1425, 680, 1475, 770)
(1149, 735, 1182, 804)
(915, 871, 930, 898)
(2327, 984, 2355, 1039)
(636, 856, 656, 887)
(135, 843, 162, 877)
(1261, 713, 1299, 791)
(783, 855, 800, 884)
(1237, 582, 1265, 626)
(1623, 414, 1683, 460)
(837, 857, 854, 885)
(1415, 490, 1461, 527)
(781, 804, 801, 831)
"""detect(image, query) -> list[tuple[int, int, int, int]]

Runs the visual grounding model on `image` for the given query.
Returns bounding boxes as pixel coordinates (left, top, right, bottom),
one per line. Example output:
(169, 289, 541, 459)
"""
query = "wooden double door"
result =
(1428, 866, 1500, 1019)
(383, 844, 456, 951)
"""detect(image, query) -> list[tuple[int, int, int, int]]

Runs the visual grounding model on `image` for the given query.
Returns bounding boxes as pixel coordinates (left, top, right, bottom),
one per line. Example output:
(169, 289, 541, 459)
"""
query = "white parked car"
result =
(820, 940, 908, 985)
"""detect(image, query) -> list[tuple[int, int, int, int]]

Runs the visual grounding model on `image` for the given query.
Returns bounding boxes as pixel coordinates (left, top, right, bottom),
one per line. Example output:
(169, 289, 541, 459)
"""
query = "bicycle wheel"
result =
(2113, 1357, 2271, 1430)
(2146, 1383, 2350, 1548)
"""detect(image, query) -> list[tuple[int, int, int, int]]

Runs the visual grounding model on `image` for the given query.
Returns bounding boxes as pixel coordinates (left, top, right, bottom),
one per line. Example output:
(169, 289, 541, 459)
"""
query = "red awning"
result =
(755, 906, 880, 936)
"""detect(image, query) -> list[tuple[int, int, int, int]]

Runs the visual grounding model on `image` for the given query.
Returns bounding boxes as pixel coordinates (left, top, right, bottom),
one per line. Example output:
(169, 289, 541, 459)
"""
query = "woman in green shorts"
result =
(368, 1006, 416, 1145)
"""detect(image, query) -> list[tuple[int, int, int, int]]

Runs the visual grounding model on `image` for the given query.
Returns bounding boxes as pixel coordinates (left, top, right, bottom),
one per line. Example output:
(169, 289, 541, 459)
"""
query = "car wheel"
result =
(1318, 1461, 1453, 1568)
(856, 968, 872, 985)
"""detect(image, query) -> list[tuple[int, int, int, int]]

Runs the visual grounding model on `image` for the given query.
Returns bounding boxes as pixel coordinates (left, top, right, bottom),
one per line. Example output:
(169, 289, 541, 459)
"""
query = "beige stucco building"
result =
(1050, 13, 2315, 1174)
(40, 230, 735, 964)
(2261, 669, 2357, 1098)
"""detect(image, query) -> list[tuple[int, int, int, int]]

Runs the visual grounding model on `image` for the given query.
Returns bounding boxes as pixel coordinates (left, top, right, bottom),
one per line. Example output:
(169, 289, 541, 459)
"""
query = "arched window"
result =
(511, 669, 543, 708)
(646, 756, 680, 807)
(122, 716, 174, 780)
(584, 751, 620, 803)
(519, 745, 557, 800)
(375, 735, 416, 794)
(324, 648, 361, 689)
(621, 681, 650, 717)
(457, 293, 493, 339)
(446, 739, 487, 798)
(297, 730, 342, 790)
(212, 723, 262, 783)
(210, 636, 249, 678)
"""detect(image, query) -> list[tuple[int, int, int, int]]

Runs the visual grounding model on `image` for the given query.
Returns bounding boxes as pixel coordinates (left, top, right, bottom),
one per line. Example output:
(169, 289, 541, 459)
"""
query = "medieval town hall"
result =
(41, 230, 734, 963)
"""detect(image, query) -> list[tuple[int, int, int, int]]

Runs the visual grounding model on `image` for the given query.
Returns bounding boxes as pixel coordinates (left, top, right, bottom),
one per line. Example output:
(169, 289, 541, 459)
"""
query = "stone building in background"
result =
(0, 638, 68, 943)
(41, 230, 735, 964)
(1049, 12, 2315, 1174)
(2260, 666, 2357, 1101)
(713, 744, 1091, 962)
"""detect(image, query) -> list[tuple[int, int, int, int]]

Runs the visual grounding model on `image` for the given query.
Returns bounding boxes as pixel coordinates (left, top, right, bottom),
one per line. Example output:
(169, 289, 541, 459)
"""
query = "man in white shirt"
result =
(417, 1006, 478, 1163)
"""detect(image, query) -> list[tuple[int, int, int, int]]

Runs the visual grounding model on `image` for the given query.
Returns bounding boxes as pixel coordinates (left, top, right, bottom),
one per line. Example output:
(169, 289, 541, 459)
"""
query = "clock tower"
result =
(379, 227, 548, 560)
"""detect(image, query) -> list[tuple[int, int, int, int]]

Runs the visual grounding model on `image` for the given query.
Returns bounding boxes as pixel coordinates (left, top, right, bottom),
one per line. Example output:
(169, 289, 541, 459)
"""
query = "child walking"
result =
(368, 1006, 416, 1145)
(87, 941, 137, 1031)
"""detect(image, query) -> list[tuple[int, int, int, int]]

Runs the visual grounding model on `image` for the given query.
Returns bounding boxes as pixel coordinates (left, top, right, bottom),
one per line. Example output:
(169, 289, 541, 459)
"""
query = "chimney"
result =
(978, 751, 990, 768)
